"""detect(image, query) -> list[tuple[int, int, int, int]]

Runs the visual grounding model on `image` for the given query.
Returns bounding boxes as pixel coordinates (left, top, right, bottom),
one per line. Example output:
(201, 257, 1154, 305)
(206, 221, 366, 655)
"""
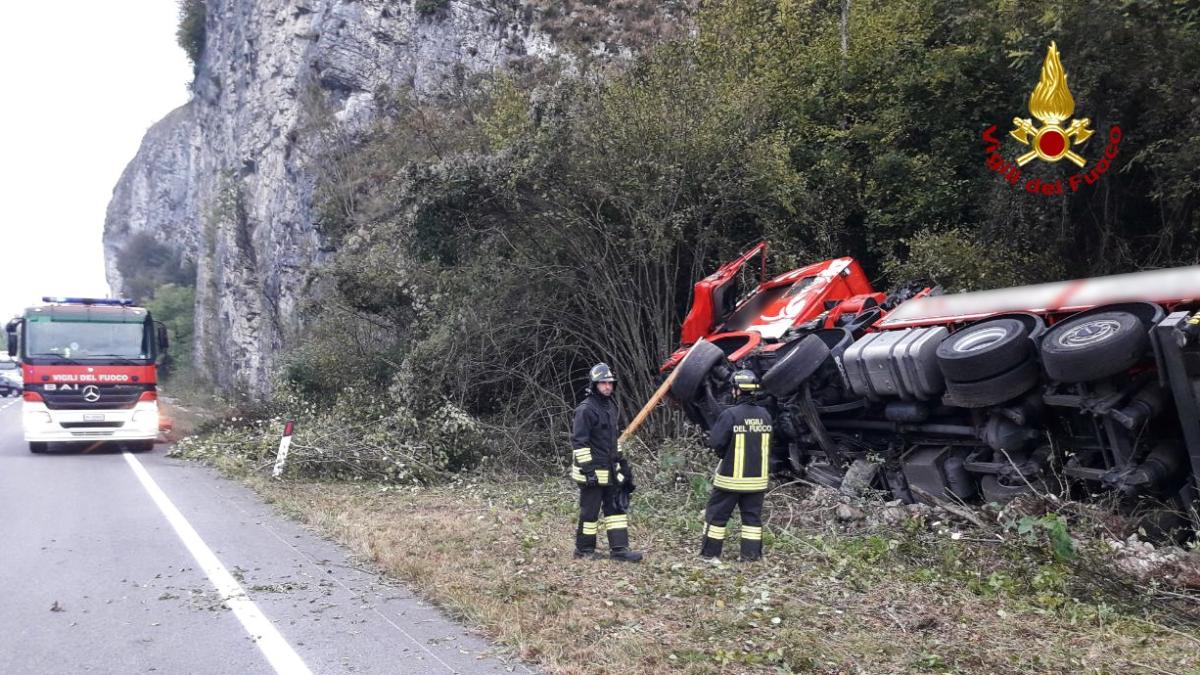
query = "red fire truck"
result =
(5, 297, 169, 453)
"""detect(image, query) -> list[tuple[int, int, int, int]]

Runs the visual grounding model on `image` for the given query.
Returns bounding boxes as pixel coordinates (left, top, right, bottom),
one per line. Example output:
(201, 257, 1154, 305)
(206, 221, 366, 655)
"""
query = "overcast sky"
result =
(0, 1, 192, 322)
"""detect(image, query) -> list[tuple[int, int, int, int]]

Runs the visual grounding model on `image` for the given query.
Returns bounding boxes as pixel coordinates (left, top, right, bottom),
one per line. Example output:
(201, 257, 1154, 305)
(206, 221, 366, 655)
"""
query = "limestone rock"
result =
(106, 0, 691, 394)
(103, 1, 563, 394)
(835, 504, 866, 522)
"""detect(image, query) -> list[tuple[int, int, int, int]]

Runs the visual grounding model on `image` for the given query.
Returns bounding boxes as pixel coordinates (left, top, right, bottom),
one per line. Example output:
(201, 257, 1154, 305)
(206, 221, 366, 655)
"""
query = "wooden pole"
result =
(619, 339, 707, 447)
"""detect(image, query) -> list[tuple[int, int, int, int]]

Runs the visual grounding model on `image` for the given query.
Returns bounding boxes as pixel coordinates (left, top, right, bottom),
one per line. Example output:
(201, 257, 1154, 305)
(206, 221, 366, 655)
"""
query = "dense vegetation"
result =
(202, 0, 1200, 474)
(114, 232, 196, 305)
(146, 283, 197, 386)
(176, 0, 206, 69)
(114, 232, 197, 388)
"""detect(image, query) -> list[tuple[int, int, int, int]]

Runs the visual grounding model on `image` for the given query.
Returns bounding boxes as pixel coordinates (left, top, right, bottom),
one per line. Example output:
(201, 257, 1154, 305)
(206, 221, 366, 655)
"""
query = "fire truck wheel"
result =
(945, 358, 1040, 408)
(1040, 311, 1148, 383)
(669, 340, 727, 403)
(29, 442, 47, 454)
(762, 334, 831, 398)
(128, 441, 155, 453)
(936, 318, 1032, 383)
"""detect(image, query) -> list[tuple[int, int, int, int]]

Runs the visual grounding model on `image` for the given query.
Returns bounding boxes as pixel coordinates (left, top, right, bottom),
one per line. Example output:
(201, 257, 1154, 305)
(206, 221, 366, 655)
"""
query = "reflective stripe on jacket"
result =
(707, 401, 772, 493)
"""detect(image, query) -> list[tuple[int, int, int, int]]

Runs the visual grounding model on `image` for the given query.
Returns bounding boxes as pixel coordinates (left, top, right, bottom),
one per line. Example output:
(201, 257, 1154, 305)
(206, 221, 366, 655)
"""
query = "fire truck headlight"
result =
(29, 411, 52, 424)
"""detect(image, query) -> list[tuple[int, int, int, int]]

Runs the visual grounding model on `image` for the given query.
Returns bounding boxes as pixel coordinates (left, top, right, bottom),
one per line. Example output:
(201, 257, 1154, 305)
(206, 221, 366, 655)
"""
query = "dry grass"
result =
(236, 475, 1200, 675)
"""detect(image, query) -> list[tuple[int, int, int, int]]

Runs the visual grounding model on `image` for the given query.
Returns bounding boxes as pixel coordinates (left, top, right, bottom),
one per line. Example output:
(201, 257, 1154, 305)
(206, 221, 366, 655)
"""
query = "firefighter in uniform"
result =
(570, 363, 643, 562)
(701, 369, 773, 561)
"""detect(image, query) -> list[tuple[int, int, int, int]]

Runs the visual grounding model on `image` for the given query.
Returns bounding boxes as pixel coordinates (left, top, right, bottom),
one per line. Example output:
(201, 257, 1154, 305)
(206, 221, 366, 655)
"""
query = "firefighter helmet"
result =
(589, 363, 616, 384)
(732, 369, 760, 392)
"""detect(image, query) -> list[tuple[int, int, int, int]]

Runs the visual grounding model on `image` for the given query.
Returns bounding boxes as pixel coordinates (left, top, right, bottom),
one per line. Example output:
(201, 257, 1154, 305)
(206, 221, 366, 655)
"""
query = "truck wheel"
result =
(936, 318, 1031, 383)
(1040, 311, 1148, 383)
(128, 441, 155, 453)
(29, 442, 47, 454)
(762, 334, 831, 398)
(945, 358, 1040, 408)
(669, 340, 726, 403)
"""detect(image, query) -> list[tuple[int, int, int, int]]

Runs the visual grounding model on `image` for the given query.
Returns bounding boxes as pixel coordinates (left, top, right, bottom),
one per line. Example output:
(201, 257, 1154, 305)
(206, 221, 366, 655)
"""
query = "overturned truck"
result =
(663, 243, 1200, 534)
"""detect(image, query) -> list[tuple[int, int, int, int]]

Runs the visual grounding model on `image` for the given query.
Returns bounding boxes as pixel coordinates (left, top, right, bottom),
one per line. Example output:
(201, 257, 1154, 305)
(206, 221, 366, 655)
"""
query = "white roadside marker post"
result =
(272, 420, 294, 479)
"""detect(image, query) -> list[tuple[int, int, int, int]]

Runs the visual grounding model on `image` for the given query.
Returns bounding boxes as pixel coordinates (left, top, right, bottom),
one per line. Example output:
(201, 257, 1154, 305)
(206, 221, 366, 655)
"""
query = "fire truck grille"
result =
(39, 385, 146, 410)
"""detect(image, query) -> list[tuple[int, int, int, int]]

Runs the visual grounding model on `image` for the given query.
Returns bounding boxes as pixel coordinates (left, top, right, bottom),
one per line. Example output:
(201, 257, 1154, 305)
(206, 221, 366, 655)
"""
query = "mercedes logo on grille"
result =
(82, 385, 101, 403)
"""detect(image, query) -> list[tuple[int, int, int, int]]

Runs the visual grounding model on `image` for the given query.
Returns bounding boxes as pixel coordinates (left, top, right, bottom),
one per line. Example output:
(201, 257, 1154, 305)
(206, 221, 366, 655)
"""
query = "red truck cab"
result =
(664, 243, 888, 370)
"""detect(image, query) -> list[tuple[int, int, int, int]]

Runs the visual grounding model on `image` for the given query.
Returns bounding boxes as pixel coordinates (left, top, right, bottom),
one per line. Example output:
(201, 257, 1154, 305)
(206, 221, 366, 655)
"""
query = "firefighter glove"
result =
(620, 462, 636, 492)
(584, 472, 599, 488)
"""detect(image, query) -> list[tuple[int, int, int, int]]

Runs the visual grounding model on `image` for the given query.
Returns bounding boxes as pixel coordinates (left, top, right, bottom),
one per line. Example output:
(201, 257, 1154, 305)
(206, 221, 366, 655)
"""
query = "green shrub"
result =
(176, 384, 490, 483)
(414, 0, 450, 17)
(883, 226, 1062, 293)
(176, 0, 206, 67)
(115, 233, 197, 304)
(146, 284, 197, 385)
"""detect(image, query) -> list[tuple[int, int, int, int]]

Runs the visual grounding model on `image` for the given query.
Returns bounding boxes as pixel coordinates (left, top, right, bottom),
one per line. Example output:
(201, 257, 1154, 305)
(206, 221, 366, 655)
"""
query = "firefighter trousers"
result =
(701, 489, 764, 560)
(576, 483, 629, 552)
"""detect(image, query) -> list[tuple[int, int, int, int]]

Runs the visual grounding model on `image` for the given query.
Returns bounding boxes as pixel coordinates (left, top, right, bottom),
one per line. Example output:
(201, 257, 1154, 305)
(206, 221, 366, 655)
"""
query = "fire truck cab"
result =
(5, 297, 169, 453)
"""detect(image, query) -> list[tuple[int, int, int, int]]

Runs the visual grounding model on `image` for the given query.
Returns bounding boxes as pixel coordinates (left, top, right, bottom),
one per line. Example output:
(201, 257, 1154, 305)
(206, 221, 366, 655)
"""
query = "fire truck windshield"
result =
(25, 320, 151, 361)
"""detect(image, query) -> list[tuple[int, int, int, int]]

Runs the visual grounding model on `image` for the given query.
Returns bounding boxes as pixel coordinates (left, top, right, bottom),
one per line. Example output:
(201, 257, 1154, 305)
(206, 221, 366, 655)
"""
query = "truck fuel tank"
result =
(843, 327, 948, 401)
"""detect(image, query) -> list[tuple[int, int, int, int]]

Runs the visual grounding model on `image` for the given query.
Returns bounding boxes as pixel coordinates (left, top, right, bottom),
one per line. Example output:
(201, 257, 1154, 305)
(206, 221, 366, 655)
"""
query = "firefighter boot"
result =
(610, 547, 644, 562)
(604, 514, 641, 562)
(700, 523, 726, 559)
(575, 519, 600, 558)
(740, 525, 763, 562)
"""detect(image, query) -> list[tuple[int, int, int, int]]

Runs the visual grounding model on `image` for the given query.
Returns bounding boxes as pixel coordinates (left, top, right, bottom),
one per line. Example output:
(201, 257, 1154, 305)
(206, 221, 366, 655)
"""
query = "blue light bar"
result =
(41, 297, 135, 306)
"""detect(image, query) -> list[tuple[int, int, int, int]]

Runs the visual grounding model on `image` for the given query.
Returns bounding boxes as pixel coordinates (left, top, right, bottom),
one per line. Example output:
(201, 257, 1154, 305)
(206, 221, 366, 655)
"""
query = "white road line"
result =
(123, 452, 314, 675)
(205, 479, 522, 674)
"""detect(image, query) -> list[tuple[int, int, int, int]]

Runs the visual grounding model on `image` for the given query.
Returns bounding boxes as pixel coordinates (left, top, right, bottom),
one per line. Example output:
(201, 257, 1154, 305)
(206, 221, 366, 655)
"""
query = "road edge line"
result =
(122, 452, 313, 675)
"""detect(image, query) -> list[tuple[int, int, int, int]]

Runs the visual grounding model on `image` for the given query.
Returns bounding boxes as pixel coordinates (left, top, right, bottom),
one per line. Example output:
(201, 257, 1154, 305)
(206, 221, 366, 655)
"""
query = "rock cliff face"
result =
(104, 0, 566, 395)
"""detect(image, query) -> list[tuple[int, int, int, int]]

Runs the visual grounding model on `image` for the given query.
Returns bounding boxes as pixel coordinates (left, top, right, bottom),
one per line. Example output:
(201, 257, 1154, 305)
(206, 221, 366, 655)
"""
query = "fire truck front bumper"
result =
(23, 401, 160, 443)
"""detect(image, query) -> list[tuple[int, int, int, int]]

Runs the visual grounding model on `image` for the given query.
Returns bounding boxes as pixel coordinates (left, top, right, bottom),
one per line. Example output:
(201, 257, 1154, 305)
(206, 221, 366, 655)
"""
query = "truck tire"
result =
(29, 442, 47, 454)
(669, 340, 726, 403)
(1040, 311, 1148, 383)
(128, 440, 155, 453)
(945, 358, 1040, 408)
(762, 334, 831, 398)
(936, 318, 1031, 383)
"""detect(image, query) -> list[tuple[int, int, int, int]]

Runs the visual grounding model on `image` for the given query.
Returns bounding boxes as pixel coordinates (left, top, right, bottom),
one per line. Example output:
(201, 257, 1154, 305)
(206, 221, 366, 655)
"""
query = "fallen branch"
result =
(910, 485, 989, 530)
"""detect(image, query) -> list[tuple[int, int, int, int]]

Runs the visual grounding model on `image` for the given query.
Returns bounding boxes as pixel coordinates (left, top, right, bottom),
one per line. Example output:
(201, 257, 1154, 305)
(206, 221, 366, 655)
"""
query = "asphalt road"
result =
(0, 400, 528, 674)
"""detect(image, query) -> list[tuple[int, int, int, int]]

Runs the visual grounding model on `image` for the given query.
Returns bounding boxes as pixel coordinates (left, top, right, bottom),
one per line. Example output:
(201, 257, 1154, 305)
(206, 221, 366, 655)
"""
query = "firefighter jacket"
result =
(570, 392, 621, 486)
(707, 401, 773, 493)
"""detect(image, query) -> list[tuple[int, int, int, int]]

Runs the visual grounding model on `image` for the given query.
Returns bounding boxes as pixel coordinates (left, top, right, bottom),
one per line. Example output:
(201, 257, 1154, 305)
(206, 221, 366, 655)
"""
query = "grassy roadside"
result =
(205, 468, 1199, 675)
